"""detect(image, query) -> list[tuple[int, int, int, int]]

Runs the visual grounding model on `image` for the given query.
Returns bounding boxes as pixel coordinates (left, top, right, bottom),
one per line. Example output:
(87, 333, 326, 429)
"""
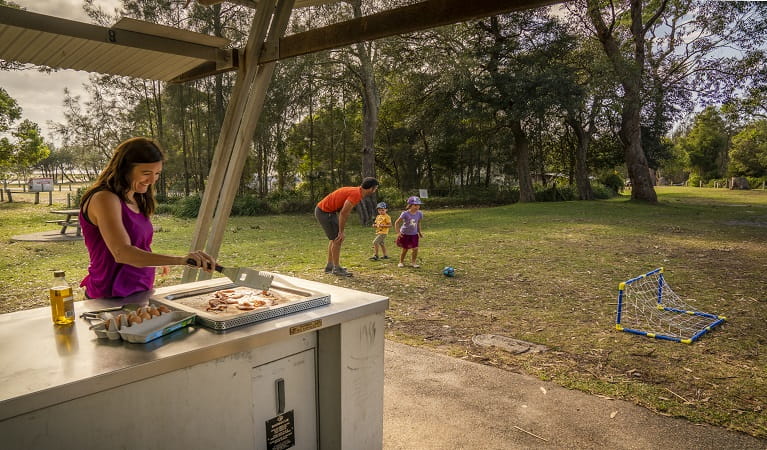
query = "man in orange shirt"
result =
(315, 177, 379, 276)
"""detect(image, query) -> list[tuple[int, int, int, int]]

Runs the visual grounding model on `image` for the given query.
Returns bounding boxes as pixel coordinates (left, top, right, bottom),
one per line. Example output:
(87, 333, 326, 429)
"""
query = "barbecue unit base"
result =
(0, 275, 387, 450)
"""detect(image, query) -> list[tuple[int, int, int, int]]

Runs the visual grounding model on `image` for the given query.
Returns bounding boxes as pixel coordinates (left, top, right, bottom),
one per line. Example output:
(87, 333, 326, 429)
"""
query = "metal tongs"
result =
(80, 304, 142, 328)
(79, 306, 123, 320)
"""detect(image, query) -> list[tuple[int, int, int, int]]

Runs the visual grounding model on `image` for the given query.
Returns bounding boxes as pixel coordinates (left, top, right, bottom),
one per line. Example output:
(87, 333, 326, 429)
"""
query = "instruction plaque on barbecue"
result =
(266, 410, 295, 450)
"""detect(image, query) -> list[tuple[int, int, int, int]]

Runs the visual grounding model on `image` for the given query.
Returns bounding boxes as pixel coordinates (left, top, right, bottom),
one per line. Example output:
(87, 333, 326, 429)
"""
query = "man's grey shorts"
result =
(315, 206, 338, 240)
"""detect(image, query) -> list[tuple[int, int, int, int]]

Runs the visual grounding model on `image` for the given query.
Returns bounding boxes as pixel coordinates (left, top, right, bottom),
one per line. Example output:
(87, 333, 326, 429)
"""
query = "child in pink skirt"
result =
(394, 196, 424, 268)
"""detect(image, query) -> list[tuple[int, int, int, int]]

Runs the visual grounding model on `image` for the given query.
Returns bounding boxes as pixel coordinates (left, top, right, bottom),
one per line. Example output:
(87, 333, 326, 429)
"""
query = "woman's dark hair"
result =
(80, 137, 165, 217)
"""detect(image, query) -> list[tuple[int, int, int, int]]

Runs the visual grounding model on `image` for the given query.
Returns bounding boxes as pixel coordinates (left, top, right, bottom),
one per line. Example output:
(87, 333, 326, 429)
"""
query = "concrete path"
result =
(383, 340, 764, 449)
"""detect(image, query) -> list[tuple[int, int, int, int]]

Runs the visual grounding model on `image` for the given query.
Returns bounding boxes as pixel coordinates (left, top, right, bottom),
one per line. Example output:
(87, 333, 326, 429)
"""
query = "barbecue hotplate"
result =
(151, 277, 330, 330)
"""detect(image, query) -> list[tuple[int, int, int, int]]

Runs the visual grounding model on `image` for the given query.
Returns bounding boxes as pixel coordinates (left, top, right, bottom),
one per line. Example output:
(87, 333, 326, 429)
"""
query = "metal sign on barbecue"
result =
(266, 410, 295, 450)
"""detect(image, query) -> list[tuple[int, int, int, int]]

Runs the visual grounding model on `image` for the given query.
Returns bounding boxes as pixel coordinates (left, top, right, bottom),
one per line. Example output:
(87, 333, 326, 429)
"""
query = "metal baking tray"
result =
(151, 278, 330, 331)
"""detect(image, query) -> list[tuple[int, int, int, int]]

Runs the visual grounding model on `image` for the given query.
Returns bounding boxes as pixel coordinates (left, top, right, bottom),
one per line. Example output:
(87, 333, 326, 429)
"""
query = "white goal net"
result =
(616, 268, 726, 344)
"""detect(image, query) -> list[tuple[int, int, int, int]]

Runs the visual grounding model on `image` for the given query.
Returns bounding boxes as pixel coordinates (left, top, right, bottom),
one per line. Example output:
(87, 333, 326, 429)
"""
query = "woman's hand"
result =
(185, 250, 216, 272)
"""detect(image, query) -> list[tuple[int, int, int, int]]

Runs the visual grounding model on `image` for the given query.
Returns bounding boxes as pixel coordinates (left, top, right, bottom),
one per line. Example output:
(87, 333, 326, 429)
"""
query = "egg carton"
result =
(90, 306, 196, 343)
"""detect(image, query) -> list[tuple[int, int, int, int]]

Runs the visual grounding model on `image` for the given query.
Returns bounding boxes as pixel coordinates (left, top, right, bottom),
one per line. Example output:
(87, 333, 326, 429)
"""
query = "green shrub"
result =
(265, 190, 313, 213)
(534, 184, 576, 201)
(746, 177, 766, 189)
(72, 187, 85, 207)
(172, 194, 203, 218)
(687, 174, 702, 187)
(705, 178, 727, 188)
(590, 183, 613, 199)
(599, 173, 624, 194)
(232, 194, 271, 215)
(376, 186, 405, 209)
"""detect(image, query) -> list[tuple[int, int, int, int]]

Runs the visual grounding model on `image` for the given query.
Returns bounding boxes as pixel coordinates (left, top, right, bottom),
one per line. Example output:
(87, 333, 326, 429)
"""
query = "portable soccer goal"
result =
(615, 268, 726, 344)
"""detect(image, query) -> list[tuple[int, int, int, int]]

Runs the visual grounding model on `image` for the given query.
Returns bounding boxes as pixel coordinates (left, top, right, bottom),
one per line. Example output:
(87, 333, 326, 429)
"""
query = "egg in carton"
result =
(91, 305, 172, 340)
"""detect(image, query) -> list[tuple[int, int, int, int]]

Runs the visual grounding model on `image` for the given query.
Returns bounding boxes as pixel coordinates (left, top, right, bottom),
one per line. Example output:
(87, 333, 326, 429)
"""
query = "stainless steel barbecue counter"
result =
(0, 274, 388, 450)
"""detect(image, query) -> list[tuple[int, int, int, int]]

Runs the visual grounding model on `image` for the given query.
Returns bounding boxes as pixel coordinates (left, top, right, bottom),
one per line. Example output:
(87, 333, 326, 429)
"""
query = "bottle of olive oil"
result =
(50, 270, 75, 325)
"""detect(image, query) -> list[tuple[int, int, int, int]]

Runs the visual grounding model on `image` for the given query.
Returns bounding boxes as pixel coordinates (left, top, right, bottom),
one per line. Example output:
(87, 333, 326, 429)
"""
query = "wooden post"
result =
(183, 0, 295, 282)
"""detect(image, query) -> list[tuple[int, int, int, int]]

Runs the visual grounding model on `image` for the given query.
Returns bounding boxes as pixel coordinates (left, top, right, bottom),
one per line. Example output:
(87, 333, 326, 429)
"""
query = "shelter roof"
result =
(0, 5, 236, 82)
(0, 0, 561, 83)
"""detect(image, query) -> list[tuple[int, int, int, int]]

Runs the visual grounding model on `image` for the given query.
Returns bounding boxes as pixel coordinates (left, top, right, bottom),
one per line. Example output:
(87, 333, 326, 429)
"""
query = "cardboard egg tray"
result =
(90, 307, 196, 343)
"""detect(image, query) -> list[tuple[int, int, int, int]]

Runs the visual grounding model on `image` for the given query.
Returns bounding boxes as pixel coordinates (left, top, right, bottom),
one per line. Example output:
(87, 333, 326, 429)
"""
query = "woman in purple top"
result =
(79, 137, 216, 298)
(394, 196, 424, 268)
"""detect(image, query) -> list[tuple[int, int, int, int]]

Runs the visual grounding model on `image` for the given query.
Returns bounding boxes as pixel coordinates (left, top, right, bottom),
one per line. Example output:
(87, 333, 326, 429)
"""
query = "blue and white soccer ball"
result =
(442, 266, 455, 277)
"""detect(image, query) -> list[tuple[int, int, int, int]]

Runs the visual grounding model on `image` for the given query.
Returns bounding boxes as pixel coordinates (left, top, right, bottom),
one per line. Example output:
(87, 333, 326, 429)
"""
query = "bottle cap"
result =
(54, 270, 65, 277)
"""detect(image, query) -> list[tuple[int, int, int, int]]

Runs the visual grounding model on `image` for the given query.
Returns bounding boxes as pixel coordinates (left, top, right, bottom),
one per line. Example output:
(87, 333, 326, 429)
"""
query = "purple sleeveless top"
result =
(80, 199, 155, 298)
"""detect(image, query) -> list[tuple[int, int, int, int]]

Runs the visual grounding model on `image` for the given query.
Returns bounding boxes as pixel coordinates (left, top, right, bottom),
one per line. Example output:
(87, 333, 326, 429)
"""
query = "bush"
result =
(705, 178, 728, 188)
(746, 177, 766, 189)
(232, 194, 271, 215)
(72, 187, 86, 208)
(171, 194, 203, 218)
(687, 174, 702, 187)
(534, 184, 577, 201)
(420, 186, 519, 208)
(265, 190, 313, 214)
(376, 186, 406, 209)
(599, 173, 624, 194)
(590, 183, 613, 199)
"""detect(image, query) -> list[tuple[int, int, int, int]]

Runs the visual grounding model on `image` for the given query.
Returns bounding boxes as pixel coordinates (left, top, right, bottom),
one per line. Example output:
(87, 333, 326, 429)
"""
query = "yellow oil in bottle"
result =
(50, 270, 75, 325)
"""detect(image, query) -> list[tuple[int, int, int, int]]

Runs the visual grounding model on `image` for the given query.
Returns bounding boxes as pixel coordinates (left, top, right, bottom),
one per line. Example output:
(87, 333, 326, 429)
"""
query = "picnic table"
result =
(3, 188, 53, 205)
(47, 209, 81, 236)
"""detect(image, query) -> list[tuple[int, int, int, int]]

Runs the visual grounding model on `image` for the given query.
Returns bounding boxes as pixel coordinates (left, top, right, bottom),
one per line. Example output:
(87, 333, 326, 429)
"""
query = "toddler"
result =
(394, 196, 424, 268)
(370, 202, 391, 260)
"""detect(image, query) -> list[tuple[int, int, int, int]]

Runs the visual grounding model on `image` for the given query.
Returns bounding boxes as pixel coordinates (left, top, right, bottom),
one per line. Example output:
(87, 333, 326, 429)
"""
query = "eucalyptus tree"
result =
(295, 0, 432, 221)
(376, 22, 485, 192)
(470, 11, 580, 202)
(54, 83, 127, 164)
(729, 119, 767, 179)
(643, 1, 767, 177)
(8, 119, 49, 182)
(576, 0, 672, 202)
(0, 87, 21, 135)
(560, 37, 618, 200)
(78, 0, 252, 196)
(0, 88, 21, 181)
(676, 106, 729, 181)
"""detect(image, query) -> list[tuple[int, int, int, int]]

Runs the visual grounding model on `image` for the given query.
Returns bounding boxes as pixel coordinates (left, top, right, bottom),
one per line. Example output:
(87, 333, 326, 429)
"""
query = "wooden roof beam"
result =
(259, 0, 564, 63)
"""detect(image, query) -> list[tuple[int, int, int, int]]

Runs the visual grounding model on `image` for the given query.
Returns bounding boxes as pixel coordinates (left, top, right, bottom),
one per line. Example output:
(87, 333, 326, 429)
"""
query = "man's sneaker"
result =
(369, 255, 379, 261)
(332, 266, 352, 277)
(324, 263, 333, 273)
(382, 255, 390, 259)
(412, 263, 421, 268)
(397, 263, 405, 268)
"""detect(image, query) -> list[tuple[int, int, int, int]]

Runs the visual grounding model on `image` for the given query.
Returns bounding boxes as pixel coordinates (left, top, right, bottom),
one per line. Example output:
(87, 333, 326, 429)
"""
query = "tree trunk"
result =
(181, 86, 191, 196)
(511, 120, 535, 202)
(587, 0, 659, 203)
(351, 0, 378, 225)
(566, 114, 594, 200)
(621, 99, 657, 201)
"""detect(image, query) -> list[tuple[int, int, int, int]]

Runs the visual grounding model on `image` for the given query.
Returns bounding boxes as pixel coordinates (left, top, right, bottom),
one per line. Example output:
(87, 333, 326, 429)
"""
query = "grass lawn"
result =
(1, 186, 765, 437)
